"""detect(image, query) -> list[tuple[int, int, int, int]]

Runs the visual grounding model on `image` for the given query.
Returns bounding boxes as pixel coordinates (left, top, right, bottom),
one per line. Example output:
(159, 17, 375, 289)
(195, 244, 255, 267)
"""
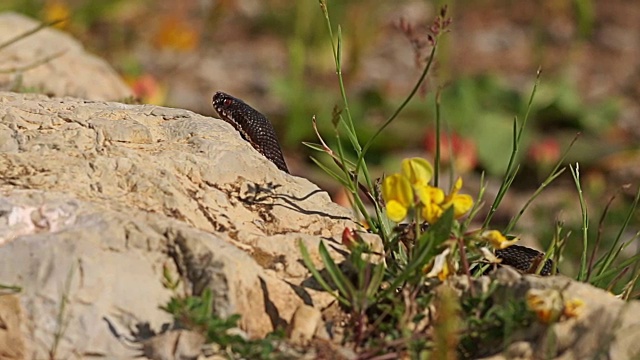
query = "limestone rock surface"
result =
(0, 91, 354, 359)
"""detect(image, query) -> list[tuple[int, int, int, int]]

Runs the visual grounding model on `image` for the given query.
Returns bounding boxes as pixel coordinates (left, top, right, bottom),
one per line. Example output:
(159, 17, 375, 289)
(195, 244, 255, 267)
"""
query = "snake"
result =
(212, 91, 289, 173)
(211, 91, 554, 276)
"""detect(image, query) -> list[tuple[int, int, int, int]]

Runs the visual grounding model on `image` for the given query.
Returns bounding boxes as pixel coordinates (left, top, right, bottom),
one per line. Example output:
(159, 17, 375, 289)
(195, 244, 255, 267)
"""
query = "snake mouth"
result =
(214, 108, 233, 123)
(212, 106, 242, 134)
(212, 102, 229, 120)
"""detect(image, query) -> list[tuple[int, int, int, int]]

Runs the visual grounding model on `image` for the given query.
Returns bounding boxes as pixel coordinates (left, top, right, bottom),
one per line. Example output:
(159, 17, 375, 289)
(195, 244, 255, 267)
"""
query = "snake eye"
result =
(223, 98, 233, 107)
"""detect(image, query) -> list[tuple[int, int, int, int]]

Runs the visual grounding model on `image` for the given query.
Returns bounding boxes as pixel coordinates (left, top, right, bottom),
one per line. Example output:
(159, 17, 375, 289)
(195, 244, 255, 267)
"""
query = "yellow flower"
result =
(441, 177, 474, 218)
(482, 230, 519, 250)
(413, 185, 443, 223)
(382, 174, 413, 222)
(382, 157, 474, 224)
(421, 203, 444, 224)
(415, 184, 445, 205)
(416, 178, 473, 224)
(401, 157, 433, 186)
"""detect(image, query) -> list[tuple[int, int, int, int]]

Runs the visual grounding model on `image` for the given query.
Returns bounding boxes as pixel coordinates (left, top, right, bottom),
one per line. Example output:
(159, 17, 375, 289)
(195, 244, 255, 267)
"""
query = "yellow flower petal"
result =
(416, 185, 445, 206)
(440, 177, 473, 218)
(386, 200, 408, 222)
(415, 184, 446, 223)
(452, 177, 463, 192)
(443, 177, 463, 203)
(421, 202, 443, 224)
(401, 158, 433, 186)
(382, 174, 413, 207)
(482, 230, 519, 250)
(433, 187, 445, 204)
(383, 173, 415, 223)
(450, 194, 474, 218)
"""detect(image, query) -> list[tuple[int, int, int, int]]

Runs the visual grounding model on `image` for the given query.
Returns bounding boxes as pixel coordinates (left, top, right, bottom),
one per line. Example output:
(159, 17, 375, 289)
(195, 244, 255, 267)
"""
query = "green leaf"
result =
(595, 185, 640, 278)
(298, 239, 350, 306)
(302, 142, 328, 153)
(319, 241, 356, 302)
(590, 252, 640, 284)
(383, 208, 455, 296)
(365, 262, 386, 299)
(425, 206, 455, 248)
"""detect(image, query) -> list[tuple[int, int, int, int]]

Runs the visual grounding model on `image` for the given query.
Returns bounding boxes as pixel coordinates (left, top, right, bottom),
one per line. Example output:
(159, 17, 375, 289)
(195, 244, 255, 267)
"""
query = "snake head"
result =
(212, 91, 246, 126)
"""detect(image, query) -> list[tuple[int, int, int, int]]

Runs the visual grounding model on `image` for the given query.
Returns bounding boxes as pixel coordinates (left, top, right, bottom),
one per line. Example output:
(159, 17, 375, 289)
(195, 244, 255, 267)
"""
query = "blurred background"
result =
(1, 0, 638, 275)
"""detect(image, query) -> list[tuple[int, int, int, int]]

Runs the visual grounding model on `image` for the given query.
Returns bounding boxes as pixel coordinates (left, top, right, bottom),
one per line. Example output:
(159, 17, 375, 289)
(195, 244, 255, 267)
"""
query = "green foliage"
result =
(161, 289, 286, 359)
(574, 0, 596, 38)
(436, 74, 619, 175)
(0, 0, 40, 16)
(300, 72, 619, 177)
(299, 237, 386, 346)
(533, 79, 619, 133)
(161, 289, 242, 346)
(299, 1, 638, 357)
(587, 186, 640, 291)
(458, 284, 535, 358)
(385, 208, 455, 292)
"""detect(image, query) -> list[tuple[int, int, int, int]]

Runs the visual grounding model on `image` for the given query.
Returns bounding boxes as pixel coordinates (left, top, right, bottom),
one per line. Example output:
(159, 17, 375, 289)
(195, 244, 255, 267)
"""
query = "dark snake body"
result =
(211, 91, 554, 276)
(212, 91, 289, 173)
(495, 245, 554, 275)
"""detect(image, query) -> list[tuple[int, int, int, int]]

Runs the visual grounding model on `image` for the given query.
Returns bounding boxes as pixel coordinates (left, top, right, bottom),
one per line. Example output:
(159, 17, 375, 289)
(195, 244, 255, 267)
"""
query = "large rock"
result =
(0, 12, 132, 101)
(0, 91, 354, 359)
